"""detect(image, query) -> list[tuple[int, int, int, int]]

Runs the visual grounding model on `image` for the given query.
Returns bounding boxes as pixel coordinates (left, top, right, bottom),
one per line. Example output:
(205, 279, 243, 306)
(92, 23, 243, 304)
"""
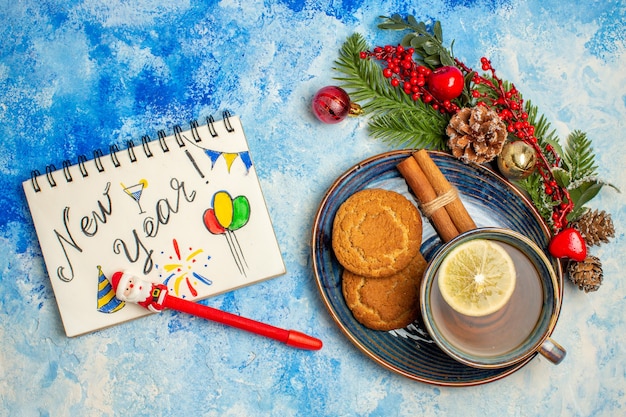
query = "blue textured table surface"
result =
(1, 1, 624, 416)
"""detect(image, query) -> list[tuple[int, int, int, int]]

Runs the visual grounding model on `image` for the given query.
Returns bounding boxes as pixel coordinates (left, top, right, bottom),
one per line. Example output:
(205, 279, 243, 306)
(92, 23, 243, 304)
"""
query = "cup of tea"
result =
(420, 227, 566, 369)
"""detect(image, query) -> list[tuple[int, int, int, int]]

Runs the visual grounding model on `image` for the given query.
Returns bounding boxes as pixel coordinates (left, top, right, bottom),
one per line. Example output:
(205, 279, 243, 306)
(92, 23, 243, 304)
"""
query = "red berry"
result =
(417, 66, 431, 76)
(426, 66, 465, 102)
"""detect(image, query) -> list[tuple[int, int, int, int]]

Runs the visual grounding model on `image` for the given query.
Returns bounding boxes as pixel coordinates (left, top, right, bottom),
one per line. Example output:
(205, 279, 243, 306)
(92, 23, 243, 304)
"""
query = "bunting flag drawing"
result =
(204, 150, 252, 173)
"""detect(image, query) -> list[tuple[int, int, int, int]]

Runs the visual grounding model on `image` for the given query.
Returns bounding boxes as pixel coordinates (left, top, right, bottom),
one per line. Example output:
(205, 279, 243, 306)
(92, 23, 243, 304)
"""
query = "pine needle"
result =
(369, 107, 448, 150)
(563, 130, 597, 180)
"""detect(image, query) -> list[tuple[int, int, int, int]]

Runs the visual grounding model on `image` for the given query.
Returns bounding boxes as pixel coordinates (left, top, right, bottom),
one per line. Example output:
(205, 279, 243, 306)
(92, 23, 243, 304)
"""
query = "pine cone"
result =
(446, 106, 507, 163)
(567, 255, 603, 292)
(570, 209, 615, 246)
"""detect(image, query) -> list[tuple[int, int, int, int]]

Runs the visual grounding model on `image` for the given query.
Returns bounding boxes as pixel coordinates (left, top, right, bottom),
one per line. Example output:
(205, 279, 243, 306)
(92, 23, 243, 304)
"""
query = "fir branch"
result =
(562, 130, 597, 180)
(333, 32, 449, 150)
(369, 107, 449, 150)
(518, 171, 559, 222)
(525, 100, 561, 149)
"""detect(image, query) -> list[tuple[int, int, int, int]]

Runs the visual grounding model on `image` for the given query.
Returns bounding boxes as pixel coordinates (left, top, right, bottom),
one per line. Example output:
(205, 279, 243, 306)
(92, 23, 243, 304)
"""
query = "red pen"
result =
(109, 271, 323, 350)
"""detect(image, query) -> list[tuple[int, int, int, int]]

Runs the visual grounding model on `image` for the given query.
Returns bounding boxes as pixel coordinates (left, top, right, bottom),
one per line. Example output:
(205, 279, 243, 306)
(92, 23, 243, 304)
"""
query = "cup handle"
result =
(538, 337, 566, 365)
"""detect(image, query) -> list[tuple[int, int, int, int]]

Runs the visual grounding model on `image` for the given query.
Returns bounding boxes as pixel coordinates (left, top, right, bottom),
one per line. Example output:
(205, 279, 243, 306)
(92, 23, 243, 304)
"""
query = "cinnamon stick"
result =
(413, 149, 476, 234)
(397, 156, 460, 242)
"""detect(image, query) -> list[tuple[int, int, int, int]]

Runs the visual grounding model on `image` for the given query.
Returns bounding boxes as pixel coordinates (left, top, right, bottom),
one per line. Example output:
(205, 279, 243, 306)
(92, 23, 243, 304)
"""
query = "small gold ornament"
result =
(497, 140, 537, 180)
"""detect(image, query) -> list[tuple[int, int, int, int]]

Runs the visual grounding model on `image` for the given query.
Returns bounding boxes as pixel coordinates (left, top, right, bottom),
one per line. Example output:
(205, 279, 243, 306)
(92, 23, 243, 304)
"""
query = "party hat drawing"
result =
(97, 266, 125, 313)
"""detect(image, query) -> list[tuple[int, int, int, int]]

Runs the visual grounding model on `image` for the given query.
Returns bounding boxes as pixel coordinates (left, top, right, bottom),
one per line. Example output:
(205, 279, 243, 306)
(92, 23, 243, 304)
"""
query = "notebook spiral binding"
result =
(30, 110, 235, 193)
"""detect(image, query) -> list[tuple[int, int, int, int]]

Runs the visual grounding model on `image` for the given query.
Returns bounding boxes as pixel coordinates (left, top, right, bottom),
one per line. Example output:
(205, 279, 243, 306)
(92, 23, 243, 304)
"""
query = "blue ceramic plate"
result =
(311, 150, 563, 386)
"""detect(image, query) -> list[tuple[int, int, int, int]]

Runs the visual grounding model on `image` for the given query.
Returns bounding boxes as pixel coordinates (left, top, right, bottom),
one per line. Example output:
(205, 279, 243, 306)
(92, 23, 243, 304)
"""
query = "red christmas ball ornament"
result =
(426, 66, 465, 102)
(311, 86, 361, 124)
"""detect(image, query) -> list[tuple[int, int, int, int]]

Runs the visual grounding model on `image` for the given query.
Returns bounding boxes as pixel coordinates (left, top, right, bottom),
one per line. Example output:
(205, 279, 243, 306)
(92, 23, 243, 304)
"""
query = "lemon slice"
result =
(438, 239, 516, 317)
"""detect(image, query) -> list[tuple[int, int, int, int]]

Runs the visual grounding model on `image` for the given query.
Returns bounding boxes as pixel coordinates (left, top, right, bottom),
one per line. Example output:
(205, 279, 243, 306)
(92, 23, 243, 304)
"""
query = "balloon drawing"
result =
(203, 191, 251, 275)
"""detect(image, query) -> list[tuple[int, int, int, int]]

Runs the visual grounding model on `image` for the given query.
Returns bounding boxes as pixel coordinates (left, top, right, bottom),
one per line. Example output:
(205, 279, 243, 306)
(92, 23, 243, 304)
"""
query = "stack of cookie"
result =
(332, 188, 426, 331)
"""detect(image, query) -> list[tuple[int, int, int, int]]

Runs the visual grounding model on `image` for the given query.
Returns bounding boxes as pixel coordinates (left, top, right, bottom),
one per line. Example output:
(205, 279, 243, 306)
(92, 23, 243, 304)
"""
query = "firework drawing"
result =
(161, 239, 213, 298)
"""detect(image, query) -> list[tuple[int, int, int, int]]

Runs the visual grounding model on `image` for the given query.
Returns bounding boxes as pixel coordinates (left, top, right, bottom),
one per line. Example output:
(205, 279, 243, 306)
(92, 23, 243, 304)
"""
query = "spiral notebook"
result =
(23, 112, 286, 337)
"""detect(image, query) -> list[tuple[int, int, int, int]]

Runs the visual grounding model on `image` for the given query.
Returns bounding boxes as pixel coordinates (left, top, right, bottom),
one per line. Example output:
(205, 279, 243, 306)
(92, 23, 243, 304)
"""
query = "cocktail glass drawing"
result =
(122, 179, 148, 214)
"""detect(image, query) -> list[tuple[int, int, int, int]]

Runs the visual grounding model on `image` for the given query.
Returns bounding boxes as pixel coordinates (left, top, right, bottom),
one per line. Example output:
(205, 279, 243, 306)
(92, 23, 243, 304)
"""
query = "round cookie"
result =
(342, 253, 427, 331)
(332, 188, 422, 278)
